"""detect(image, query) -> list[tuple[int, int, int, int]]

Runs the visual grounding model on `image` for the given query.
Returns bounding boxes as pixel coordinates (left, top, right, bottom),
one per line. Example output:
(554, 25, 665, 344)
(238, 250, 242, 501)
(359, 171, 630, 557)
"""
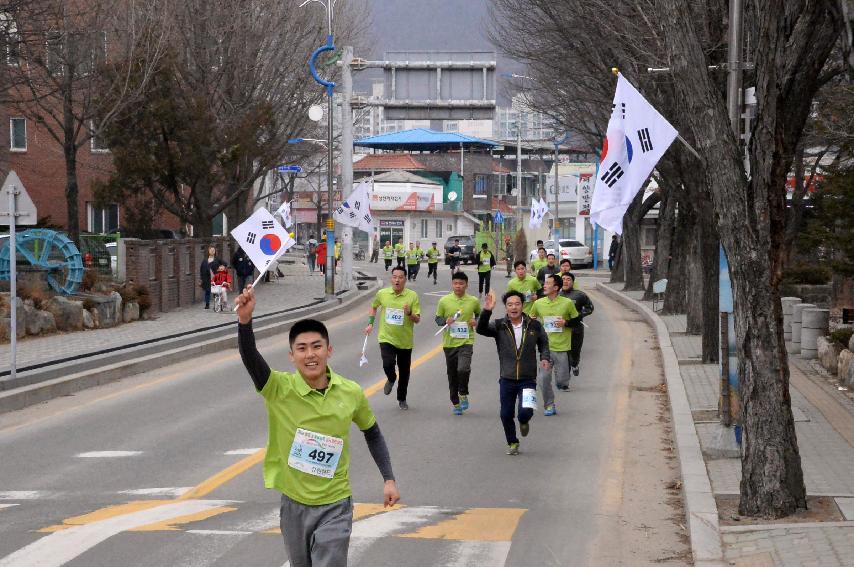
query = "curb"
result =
(0, 279, 380, 415)
(596, 282, 726, 567)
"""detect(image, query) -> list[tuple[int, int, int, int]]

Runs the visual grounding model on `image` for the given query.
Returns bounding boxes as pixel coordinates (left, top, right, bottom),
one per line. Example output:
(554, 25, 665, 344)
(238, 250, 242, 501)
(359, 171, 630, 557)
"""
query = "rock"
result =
(44, 296, 84, 331)
(0, 316, 26, 341)
(849, 333, 854, 353)
(93, 291, 122, 328)
(89, 308, 100, 328)
(836, 349, 854, 386)
(844, 353, 854, 388)
(818, 336, 844, 375)
(122, 302, 140, 323)
(82, 309, 95, 329)
(25, 307, 56, 336)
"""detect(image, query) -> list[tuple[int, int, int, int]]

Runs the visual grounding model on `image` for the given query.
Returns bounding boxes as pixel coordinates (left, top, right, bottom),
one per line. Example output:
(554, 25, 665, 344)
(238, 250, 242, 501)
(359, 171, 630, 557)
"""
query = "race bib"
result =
(543, 316, 563, 333)
(523, 291, 532, 302)
(522, 388, 538, 410)
(449, 322, 470, 339)
(288, 428, 343, 479)
(385, 308, 405, 326)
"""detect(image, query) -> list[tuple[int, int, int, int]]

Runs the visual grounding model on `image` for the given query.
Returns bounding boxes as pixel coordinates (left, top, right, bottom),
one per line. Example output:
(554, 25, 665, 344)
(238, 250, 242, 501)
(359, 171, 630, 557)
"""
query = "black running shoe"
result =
(399, 401, 409, 410)
(520, 422, 530, 437)
(384, 379, 395, 395)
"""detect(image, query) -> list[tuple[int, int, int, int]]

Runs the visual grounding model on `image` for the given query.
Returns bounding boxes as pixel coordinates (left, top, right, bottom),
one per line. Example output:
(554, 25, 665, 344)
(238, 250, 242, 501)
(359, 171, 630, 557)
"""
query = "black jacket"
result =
(536, 264, 559, 286)
(608, 239, 619, 258)
(231, 249, 255, 277)
(476, 310, 550, 381)
(200, 256, 226, 288)
(560, 288, 594, 329)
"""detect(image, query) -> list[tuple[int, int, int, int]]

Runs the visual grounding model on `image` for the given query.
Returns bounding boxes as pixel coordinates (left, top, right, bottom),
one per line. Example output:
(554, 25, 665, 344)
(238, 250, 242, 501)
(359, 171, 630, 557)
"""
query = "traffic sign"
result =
(0, 170, 37, 226)
(494, 211, 504, 224)
(277, 165, 303, 174)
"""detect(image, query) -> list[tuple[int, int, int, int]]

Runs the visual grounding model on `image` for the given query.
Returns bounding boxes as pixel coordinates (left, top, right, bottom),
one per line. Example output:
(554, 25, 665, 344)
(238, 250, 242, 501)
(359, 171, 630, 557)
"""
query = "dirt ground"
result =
(589, 301, 693, 566)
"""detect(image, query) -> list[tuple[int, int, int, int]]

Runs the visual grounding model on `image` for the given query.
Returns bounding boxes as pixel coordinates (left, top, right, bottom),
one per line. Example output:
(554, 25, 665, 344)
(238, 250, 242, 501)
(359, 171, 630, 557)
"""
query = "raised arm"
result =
(235, 287, 271, 391)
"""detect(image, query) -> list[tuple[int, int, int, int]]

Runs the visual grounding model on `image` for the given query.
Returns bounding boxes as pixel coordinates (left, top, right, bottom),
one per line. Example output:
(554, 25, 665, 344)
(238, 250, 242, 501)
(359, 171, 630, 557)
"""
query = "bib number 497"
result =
(308, 449, 335, 464)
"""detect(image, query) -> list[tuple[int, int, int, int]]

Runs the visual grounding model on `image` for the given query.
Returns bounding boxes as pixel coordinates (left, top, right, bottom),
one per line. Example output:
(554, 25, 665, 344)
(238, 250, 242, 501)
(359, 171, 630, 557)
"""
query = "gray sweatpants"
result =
(280, 494, 353, 567)
(537, 350, 572, 409)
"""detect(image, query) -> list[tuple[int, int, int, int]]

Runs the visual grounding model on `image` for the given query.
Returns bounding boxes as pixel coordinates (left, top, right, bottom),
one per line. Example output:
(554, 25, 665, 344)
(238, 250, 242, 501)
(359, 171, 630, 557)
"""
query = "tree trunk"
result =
(656, 0, 843, 517)
(662, 198, 689, 314)
(644, 185, 675, 300)
(685, 217, 703, 333)
(621, 188, 647, 291)
(610, 240, 624, 283)
(699, 194, 720, 363)
(63, 76, 80, 243)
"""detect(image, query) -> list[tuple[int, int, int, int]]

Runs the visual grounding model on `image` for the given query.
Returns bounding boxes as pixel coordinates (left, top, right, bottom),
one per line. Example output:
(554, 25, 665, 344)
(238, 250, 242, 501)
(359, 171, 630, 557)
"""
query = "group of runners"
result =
(232, 241, 593, 566)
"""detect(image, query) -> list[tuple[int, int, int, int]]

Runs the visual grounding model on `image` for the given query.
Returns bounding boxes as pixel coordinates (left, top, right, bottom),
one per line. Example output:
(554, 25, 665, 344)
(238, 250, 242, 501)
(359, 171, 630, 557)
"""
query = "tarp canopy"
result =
(354, 128, 499, 152)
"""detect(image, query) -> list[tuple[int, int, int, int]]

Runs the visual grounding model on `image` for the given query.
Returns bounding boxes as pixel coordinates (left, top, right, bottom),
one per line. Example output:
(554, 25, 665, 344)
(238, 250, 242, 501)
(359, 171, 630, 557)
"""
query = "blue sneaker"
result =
(459, 395, 469, 411)
(453, 404, 463, 416)
(544, 405, 557, 416)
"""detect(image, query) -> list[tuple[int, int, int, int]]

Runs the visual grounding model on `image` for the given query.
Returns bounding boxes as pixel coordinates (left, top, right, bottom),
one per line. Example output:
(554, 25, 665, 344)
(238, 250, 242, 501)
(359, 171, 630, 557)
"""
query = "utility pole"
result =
(515, 125, 523, 231)
(340, 46, 355, 291)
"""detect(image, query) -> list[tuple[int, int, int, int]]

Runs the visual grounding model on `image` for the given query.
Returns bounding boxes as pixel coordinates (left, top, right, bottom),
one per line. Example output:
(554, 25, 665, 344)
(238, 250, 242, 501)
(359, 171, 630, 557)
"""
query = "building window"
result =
(474, 175, 487, 196)
(9, 117, 25, 151)
(420, 219, 428, 239)
(87, 202, 119, 233)
(90, 121, 109, 153)
(436, 220, 443, 239)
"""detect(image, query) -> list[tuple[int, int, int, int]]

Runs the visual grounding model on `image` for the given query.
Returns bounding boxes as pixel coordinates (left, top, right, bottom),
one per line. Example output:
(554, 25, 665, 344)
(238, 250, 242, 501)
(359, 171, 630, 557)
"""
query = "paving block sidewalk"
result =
(604, 282, 854, 567)
(1, 262, 339, 374)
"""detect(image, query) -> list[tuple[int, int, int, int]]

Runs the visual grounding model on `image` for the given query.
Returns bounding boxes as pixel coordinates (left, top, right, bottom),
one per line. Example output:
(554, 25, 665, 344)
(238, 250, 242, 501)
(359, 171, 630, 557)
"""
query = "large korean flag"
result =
(590, 73, 677, 234)
(231, 208, 295, 271)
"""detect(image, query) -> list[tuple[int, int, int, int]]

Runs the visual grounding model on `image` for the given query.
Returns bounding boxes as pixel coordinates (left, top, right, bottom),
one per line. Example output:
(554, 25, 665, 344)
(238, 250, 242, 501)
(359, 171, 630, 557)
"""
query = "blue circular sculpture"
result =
(0, 229, 83, 295)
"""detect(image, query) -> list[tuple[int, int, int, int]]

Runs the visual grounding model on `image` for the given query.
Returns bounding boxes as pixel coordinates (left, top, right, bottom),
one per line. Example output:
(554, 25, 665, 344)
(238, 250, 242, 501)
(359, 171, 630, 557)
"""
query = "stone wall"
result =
(124, 237, 235, 314)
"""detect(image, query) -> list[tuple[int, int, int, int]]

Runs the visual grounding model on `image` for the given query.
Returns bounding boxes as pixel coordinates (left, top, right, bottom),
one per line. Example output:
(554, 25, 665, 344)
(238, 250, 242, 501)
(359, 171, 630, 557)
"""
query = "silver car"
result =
(530, 239, 593, 268)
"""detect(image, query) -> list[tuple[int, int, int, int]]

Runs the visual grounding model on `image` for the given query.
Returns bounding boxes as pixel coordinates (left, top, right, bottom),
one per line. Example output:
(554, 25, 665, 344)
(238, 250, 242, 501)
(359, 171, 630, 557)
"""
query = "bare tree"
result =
(0, 0, 169, 242)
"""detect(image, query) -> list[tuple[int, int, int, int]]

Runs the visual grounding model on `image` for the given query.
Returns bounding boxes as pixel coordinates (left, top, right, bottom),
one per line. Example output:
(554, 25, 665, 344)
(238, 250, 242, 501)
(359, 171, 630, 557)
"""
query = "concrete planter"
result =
(801, 308, 829, 359)
(791, 303, 816, 354)
(840, 349, 854, 388)
(781, 297, 801, 342)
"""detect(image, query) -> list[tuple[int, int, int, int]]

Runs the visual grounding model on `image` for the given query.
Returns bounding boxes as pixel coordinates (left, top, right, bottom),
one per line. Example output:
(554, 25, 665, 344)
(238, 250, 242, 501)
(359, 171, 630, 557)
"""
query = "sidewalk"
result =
(1, 261, 339, 374)
(600, 283, 854, 567)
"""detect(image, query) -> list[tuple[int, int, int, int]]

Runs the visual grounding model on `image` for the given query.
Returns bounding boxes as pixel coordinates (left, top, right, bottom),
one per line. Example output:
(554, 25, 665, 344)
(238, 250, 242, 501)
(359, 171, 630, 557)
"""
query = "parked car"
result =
(444, 235, 476, 265)
(529, 239, 593, 268)
(105, 241, 118, 274)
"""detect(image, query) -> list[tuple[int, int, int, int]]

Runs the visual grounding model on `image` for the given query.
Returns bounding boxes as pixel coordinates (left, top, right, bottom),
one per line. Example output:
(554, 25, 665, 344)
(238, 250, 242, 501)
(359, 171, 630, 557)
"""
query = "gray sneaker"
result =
(383, 379, 395, 395)
(398, 401, 409, 410)
(506, 443, 520, 455)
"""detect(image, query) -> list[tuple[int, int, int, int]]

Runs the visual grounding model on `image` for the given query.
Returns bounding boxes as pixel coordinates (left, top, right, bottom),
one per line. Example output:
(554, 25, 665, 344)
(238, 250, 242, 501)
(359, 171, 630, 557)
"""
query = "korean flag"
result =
(231, 208, 295, 272)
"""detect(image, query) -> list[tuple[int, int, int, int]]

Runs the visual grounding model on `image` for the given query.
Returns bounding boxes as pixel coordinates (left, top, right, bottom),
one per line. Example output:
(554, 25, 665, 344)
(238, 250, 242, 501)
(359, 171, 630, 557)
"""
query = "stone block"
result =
(44, 296, 84, 331)
(849, 333, 854, 353)
(122, 302, 139, 323)
(801, 308, 829, 359)
(781, 297, 800, 341)
(818, 336, 844, 375)
(86, 292, 122, 328)
(791, 303, 816, 353)
(24, 305, 56, 336)
(82, 309, 95, 329)
(840, 349, 854, 387)
(89, 308, 100, 328)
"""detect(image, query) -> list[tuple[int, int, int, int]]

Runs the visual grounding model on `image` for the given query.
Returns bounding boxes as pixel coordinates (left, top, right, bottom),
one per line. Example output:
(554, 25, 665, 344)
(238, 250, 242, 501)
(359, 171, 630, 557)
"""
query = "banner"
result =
(371, 190, 437, 211)
(590, 73, 678, 234)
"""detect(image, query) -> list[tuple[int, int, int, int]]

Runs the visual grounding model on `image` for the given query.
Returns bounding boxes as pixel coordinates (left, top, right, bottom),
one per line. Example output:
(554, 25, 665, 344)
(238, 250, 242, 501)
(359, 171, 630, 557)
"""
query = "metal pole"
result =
(515, 127, 522, 231)
(325, 92, 335, 299)
(726, 0, 744, 135)
(8, 185, 17, 381)
(340, 46, 354, 291)
(553, 142, 560, 240)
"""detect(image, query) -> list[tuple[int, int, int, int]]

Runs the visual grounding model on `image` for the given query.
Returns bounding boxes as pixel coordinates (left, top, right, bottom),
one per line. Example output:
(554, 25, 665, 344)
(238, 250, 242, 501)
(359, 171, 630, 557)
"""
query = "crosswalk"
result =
(0, 497, 527, 566)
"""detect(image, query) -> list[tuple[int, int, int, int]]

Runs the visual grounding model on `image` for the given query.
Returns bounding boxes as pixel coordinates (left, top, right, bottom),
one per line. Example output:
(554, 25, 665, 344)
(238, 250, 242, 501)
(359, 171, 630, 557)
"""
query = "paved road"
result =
(0, 263, 647, 566)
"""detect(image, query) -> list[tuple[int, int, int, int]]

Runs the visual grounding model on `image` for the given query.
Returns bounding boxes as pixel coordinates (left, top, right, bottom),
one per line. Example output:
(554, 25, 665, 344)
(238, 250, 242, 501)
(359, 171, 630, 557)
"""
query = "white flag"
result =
(230, 208, 295, 273)
(528, 199, 538, 229)
(537, 198, 549, 227)
(590, 73, 678, 234)
(274, 200, 294, 229)
(334, 180, 373, 232)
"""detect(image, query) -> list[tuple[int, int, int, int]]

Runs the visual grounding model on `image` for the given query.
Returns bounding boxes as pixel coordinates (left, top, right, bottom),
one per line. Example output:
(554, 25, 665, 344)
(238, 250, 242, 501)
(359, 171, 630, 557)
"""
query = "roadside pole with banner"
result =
(0, 171, 38, 381)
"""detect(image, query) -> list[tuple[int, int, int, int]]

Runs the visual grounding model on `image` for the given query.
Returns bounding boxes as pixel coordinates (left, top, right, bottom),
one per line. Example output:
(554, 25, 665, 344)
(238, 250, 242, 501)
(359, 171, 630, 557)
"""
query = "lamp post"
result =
(303, 0, 337, 300)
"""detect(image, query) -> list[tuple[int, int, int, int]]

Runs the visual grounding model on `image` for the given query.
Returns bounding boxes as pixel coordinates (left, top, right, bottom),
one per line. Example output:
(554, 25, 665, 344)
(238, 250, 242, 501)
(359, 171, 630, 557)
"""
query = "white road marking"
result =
(76, 451, 142, 458)
(447, 540, 512, 567)
(186, 529, 251, 536)
(0, 491, 44, 500)
(224, 448, 264, 455)
(0, 504, 19, 510)
(0, 499, 230, 567)
(118, 487, 192, 497)
(232, 508, 280, 532)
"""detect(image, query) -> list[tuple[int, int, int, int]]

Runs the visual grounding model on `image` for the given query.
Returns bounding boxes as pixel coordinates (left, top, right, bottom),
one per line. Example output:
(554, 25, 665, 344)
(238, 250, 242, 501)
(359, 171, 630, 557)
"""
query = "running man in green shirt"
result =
(435, 271, 481, 415)
(506, 260, 542, 315)
(530, 273, 580, 416)
(235, 287, 399, 567)
(382, 241, 394, 271)
(476, 242, 497, 297)
(364, 266, 422, 410)
(425, 241, 441, 285)
(405, 242, 423, 281)
(531, 247, 548, 274)
(394, 239, 406, 269)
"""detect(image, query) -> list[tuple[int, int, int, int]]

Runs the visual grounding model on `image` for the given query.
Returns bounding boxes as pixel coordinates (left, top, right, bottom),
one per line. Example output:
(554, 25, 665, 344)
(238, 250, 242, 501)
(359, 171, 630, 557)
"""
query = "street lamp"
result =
(552, 132, 570, 241)
(301, 0, 337, 300)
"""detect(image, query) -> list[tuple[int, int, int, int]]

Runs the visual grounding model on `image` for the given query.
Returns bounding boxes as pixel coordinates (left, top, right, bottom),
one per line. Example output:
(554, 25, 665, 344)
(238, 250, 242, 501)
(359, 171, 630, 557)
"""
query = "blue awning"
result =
(354, 128, 499, 152)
